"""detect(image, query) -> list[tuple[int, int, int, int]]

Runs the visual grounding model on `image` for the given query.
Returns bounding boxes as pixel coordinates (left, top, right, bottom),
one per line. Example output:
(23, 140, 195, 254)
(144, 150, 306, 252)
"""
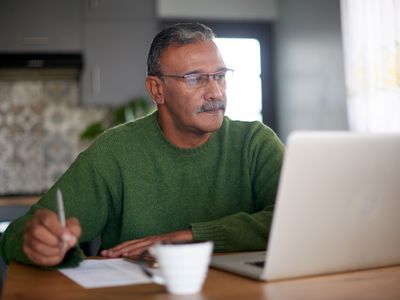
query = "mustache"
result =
(197, 100, 226, 113)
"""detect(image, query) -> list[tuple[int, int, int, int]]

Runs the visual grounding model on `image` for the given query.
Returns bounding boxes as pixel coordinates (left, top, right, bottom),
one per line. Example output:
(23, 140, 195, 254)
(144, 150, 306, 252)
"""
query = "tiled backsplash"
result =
(0, 75, 108, 195)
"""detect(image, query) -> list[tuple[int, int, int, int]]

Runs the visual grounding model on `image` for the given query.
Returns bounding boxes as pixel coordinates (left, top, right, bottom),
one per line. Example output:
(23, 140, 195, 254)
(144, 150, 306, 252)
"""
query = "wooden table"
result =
(2, 261, 400, 300)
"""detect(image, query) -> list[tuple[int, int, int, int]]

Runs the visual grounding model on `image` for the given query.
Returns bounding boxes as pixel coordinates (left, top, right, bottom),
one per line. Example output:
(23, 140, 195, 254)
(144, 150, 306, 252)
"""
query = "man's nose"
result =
(204, 76, 224, 100)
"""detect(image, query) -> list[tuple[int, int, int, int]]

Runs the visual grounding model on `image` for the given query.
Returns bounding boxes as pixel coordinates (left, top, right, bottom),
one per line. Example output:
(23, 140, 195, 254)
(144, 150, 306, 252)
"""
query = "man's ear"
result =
(145, 76, 164, 104)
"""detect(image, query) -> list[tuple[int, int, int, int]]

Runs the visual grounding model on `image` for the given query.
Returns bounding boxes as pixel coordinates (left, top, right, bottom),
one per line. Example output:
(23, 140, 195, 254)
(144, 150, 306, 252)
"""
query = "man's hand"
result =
(23, 208, 81, 266)
(100, 229, 193, 258)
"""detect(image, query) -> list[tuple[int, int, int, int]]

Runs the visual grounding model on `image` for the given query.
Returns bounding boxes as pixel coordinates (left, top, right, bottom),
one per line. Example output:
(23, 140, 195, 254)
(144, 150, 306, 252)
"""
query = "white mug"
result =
(139, 241, 213, 295)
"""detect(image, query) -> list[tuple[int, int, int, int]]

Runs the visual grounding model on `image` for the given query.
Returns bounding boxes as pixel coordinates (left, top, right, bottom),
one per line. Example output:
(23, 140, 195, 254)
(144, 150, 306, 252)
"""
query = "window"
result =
(215, 38, 262, 121)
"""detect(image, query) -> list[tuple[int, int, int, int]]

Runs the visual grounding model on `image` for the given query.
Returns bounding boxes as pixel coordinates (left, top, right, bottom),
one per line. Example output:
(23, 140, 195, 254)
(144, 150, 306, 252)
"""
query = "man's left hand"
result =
(100, 229, 193, 258)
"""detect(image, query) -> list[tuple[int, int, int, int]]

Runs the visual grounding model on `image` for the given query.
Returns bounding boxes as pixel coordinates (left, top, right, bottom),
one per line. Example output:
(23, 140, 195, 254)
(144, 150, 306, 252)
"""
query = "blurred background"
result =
(0, 0, 347, 197)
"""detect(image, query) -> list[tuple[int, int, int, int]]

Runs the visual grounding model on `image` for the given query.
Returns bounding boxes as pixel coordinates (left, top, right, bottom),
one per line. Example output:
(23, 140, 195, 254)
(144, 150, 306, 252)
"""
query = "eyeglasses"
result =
(158, 68, 234, 88)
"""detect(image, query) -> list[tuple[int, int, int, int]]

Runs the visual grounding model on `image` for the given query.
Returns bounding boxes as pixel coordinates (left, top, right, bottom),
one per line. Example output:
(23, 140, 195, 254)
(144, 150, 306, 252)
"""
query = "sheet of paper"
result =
(59, 258, 152, 288)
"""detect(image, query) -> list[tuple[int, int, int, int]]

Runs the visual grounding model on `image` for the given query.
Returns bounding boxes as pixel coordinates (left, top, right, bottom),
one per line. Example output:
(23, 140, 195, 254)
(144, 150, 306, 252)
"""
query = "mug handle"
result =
(138, 250, 165, 285)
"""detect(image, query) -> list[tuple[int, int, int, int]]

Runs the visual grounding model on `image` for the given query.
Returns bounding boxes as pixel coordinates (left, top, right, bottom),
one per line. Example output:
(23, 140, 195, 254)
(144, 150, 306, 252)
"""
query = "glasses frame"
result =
(157, 68, 234, 88)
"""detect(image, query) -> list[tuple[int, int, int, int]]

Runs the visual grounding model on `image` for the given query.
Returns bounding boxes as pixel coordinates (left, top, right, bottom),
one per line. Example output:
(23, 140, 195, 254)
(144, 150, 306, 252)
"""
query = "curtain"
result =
(340, 0, 400, 132)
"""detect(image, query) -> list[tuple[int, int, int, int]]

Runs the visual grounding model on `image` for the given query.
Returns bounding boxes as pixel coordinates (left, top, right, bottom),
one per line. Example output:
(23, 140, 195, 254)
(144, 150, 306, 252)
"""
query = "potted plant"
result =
(80, 97, 155, 141)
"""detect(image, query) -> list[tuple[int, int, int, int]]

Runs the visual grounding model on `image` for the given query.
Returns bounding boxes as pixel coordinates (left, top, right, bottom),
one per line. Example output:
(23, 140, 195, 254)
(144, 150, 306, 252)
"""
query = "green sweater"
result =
(0, 111, 284, 266)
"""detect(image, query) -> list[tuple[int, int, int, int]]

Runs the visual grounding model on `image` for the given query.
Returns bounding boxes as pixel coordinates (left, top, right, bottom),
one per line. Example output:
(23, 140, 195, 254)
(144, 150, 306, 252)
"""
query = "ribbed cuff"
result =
(191, 221, 229, 252)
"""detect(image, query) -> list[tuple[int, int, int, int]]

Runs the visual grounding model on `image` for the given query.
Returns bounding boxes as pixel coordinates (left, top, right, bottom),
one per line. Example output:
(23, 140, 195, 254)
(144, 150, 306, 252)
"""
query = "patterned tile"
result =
(43, 103, 73, 134)
(0, 79, 94, 195)
(43, 80, 79, 106)
(10, 80, 43, 106)
(13, 134, 46, 193)
(0, 134, 46, 194)
(0, 77, 110, 195)
(0, 132, 14, 193)
(43, 133, 73, 188)
(0, 82, 13, 136)
(0, 81, 44, 135)
(43, 103, 108, 160)
(0, 80, 46, 194)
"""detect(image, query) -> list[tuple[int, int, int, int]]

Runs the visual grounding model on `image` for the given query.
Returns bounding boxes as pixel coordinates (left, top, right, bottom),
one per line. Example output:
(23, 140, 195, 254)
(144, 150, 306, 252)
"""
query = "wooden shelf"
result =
(0, 196, 41, 207)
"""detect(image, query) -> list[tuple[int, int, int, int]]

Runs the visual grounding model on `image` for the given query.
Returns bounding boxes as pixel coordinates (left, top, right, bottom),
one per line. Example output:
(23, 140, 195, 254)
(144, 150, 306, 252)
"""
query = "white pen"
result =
(56, 188, 66, 227)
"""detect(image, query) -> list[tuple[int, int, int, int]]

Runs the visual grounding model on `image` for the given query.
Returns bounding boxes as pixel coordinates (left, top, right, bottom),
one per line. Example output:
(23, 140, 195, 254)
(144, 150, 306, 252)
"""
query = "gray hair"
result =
(147, 23, 216, 76)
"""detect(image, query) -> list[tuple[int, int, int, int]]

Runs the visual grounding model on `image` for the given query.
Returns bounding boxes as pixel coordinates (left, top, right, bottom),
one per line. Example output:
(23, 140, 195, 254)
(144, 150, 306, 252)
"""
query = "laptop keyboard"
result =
(246, 260, 265, 268)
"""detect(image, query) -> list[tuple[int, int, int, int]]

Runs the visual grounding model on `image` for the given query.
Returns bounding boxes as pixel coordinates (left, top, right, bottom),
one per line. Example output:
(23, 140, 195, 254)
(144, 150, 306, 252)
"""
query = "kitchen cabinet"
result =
(81, 0, 157, 106)
(84, 0, 154, 21)
(0, 0, 157, 106)
(0, 0, 81, 52)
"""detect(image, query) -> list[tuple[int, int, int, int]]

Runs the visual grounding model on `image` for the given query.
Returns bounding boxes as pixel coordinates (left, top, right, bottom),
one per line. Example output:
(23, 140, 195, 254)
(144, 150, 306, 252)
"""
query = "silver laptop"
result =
(211, 131, 400, 281)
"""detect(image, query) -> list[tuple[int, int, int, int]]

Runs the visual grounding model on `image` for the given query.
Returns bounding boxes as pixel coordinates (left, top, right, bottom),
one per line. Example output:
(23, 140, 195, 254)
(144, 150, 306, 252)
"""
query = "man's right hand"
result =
(23, 208, 81, 266)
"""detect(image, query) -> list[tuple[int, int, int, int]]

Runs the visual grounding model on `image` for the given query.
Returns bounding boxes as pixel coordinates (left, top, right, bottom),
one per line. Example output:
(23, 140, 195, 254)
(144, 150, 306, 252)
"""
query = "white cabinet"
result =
(0, 0, 81, 52)
(81, 0, 157, 105)
(84, 0, 154, 21)
(0, 0, 157, 106)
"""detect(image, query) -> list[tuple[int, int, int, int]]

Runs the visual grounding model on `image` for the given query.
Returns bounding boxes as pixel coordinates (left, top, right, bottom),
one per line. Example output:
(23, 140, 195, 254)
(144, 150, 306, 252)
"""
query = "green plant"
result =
(80, 97, 155, 140)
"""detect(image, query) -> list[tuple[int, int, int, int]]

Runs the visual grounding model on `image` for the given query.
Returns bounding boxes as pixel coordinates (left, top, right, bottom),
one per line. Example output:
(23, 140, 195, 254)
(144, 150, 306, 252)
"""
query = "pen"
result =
(124, 255, 159, 269)
(56, 188, 66, 227)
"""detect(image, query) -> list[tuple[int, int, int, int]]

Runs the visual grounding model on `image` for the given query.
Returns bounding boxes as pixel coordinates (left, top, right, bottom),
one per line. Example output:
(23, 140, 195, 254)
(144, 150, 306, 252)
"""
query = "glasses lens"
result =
(183, 69, 233, 87)
(185, 74, 208, 87)
(213, 69, 233, 86)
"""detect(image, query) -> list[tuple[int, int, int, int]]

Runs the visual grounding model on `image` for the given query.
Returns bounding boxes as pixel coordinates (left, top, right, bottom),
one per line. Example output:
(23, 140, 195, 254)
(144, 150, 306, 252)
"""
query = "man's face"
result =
(158, 40, 228, 137)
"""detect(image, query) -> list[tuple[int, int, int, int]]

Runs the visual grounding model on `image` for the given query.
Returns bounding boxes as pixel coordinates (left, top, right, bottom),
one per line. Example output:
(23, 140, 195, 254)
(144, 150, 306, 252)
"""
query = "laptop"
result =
(210, 131, 400, 281)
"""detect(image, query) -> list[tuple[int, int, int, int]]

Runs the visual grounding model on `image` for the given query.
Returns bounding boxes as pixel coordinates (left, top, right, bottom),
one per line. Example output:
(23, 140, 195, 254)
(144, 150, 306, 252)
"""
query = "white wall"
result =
(156, 0, 277, 20)
(274, 0, 348, 141)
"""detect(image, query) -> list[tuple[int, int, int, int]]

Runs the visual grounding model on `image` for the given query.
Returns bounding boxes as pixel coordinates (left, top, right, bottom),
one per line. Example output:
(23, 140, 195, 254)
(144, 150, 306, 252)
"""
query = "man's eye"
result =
(186, 75, 200, 86)
(214, 73, 226, 81)
(196, 75, 209, 84)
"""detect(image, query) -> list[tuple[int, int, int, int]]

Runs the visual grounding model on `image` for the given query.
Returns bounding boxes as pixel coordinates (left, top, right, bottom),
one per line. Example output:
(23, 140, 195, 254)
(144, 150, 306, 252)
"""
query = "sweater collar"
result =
(149, 110, 226, 155)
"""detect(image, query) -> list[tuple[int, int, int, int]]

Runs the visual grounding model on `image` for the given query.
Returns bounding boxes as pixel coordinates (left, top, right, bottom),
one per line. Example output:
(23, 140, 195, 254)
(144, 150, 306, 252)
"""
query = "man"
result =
(0, 23, 284, 267)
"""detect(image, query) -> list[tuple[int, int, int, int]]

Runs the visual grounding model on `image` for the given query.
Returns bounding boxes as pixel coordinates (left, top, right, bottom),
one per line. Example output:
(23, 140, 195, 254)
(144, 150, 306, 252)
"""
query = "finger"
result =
(121, 244, 154, 257)
(108, 239, 142, 251)
(63, 217, 81, 247)
(103, 238, 148, 255)
(23, 243, 64, 267)
(103, 239, 156, 258)
(100, 241, 137, 257)
(34, 209, 65, 237)
(24, 235, 63, 257)
(66, 217, 81, 238)
(23, 219, 65, 261)
(111, 235, 163, 252)
(25, 218, 60, 247)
